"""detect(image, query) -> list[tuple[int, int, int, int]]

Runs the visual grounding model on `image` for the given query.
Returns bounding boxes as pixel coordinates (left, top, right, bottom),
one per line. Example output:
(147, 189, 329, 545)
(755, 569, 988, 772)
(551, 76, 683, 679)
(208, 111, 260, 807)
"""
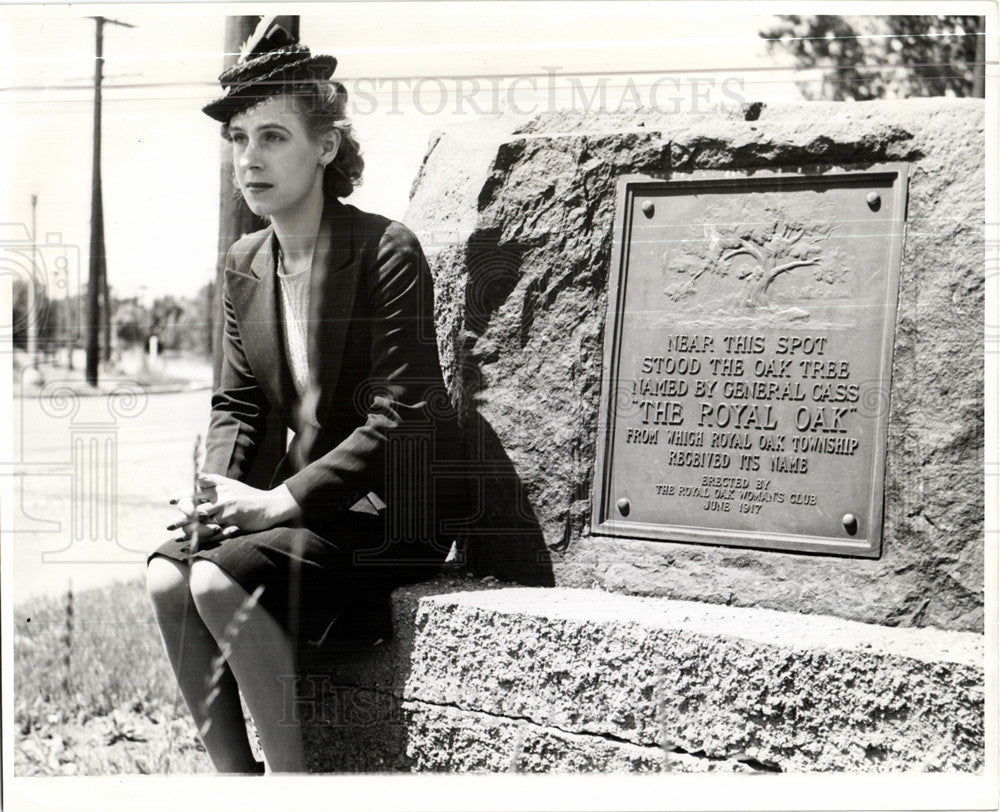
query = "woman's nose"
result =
(239, 140, 263, 170)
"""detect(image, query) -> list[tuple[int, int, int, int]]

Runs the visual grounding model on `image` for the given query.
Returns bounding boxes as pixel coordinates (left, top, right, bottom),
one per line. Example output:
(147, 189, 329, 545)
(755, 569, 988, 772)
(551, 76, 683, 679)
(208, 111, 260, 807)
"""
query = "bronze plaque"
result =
(592, 167, 908, 557)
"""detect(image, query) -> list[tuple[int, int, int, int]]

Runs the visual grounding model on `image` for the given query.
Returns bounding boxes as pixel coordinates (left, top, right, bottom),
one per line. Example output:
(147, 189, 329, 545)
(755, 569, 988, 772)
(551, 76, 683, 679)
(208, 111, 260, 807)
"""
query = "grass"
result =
(13, 578, 213, 775)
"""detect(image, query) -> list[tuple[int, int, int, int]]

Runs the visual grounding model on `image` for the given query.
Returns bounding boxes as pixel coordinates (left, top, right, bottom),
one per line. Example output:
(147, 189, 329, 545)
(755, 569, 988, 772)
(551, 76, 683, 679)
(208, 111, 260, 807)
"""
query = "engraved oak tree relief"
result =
(661, 202, 849, 322)
(724, 221, 823, 309)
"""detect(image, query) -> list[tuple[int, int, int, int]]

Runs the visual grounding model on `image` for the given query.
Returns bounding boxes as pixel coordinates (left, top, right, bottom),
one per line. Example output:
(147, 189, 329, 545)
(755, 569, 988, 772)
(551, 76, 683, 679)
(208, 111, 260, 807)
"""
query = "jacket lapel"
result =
(225, 201, 363, 439)
(308, 200, 362, 425)
(226, 229, 298, 428)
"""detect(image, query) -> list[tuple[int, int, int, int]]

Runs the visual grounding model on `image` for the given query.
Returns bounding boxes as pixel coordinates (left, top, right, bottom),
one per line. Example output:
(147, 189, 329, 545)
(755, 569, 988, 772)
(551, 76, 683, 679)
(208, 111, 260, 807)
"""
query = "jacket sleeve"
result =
(282, 223, 447, 521)
(202, 250, 272, 480)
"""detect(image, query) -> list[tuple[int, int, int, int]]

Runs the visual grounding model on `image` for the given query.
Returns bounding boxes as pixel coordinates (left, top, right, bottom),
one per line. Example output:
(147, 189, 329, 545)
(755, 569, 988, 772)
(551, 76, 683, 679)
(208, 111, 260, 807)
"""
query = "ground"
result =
(10, 351, 212, 600)
(11, 351, 218, 774)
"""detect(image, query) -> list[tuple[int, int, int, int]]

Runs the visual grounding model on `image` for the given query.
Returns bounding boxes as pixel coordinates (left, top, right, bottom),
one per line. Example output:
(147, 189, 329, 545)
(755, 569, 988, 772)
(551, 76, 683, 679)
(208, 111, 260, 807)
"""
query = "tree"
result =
(12, 276, 33, 350)
(12, 277, 56, 350)
(722, 223, 825, 310)
(150, 296, 184, 347)
(114, 286, 214, 354)
(113, 298, 150, 347)
(761, 15, 985, 101)
(661, 201, 849, 316)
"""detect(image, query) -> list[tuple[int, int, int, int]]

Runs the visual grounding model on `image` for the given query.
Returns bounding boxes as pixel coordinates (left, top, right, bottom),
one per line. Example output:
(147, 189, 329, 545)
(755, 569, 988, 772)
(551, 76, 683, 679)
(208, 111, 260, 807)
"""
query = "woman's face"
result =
(227, 95, 338, 221)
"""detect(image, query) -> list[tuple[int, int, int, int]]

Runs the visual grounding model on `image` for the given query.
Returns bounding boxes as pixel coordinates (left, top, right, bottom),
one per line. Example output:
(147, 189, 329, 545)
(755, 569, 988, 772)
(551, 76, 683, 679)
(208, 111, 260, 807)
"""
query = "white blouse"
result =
(277, 252, 319, 428)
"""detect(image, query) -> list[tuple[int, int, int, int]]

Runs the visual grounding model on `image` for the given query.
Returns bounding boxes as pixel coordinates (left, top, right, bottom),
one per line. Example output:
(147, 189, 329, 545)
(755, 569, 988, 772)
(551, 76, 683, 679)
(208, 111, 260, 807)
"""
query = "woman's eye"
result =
(264, 132, 284, 143)
(230, 133, 247, 145)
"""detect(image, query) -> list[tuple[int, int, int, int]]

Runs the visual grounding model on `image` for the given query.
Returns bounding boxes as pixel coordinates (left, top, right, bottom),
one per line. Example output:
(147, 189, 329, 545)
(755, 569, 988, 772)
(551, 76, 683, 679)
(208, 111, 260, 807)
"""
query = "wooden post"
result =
(972, 17, 985, 99)
(28, 194, 38, 363)
(85, 18, 104, 387)
(211, 15, 299, 388)
(85, 16, 133, 386)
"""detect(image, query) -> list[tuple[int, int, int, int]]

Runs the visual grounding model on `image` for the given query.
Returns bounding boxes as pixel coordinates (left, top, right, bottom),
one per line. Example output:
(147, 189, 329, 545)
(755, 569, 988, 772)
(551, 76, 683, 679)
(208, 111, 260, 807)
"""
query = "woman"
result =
(146, 20, 464, 773)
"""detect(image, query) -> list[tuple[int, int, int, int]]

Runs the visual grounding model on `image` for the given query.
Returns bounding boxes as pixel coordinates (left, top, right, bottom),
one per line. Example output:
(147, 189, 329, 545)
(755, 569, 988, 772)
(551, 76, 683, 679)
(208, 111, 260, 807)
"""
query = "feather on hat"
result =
(202, 16, 337, 123)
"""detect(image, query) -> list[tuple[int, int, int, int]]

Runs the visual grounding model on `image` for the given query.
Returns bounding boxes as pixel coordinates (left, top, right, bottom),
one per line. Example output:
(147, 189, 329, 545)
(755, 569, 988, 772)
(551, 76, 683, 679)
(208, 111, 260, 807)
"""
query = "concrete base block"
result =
(402, 702, 755, 773)
(298, 579, 984, 773)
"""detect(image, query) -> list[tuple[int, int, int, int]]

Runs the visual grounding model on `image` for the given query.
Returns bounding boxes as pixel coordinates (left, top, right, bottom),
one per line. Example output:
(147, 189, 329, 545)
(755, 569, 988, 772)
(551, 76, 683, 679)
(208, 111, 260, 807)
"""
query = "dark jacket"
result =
(203, 199, 465, 564)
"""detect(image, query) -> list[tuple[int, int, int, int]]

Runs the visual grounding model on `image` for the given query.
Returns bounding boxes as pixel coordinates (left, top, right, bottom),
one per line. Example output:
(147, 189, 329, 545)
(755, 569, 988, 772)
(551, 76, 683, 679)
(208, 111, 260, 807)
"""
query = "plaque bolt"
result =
(842, 513, 859, 535)
(641, 200, 655, 218)
(616, 498, 631, 516)
(865, 191, 881, 211)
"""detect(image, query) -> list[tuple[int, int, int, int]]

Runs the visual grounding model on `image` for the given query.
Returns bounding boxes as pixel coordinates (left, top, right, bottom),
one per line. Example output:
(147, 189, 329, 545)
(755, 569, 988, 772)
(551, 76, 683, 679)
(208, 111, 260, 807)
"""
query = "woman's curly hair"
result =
(294, 79, 364, 199)
(222, 79, 364, 201)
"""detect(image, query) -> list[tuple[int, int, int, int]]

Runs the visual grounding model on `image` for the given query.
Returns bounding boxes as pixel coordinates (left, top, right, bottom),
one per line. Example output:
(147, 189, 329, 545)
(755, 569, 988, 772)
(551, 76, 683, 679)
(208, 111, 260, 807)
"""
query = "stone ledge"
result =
(301, 580, 984, 773)
(401, 701, 757, 773)
(404, 587, 984, 772)
(417, 587, 983, 666)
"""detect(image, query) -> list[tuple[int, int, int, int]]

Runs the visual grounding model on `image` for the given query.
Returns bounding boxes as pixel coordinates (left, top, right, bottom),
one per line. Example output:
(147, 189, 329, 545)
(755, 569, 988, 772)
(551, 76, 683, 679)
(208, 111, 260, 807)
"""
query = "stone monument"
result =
(303, 99, 985, 773)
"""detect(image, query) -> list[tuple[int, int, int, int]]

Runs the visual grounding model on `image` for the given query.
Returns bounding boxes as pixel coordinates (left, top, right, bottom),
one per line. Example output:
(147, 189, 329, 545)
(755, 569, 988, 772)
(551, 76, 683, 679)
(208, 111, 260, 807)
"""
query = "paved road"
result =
(9, 388, 212, 603)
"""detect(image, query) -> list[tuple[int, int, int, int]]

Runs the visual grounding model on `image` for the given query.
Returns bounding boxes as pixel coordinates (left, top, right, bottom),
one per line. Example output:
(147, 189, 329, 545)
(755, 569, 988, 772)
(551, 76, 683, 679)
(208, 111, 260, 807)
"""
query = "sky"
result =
(0, 2, 812, 303)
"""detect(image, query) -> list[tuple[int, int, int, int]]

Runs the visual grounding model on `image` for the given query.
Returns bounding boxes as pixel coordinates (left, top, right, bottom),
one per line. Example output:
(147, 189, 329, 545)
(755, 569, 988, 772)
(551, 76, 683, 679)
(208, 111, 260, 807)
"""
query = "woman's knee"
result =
(189, 560, 246, 625)
(146, 556, 192, 617)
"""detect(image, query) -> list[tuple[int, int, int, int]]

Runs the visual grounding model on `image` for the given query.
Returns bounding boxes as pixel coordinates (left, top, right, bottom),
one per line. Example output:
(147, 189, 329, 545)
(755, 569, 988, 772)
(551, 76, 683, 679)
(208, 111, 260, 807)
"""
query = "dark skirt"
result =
(148, 509, 445, 648)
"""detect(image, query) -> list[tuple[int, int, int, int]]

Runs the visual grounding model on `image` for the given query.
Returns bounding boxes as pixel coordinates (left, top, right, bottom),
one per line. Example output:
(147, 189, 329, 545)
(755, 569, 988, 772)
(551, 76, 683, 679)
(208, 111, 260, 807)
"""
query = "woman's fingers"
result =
(199, 500, 225, 517)
(171, 474, 271, 533)
(168, 503, 223, 531)
(167, 502, 217, 530)
(168, 517, 239, 542)
(168, 518, 218, 537)
(170, 494, 195, 514)
(197, 474, 225, 493)
(170, 491, 216, 514)
(188, 523, 239, 542)
(165, 476, 241, 539)
(192, 523, 222, 540)
(168, 514, 211, 533)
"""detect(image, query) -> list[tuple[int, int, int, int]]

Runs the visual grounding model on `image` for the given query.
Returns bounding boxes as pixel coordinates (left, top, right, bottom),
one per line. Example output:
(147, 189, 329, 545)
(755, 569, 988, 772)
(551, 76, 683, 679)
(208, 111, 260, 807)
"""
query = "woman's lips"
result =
(245, 182, 273, 193)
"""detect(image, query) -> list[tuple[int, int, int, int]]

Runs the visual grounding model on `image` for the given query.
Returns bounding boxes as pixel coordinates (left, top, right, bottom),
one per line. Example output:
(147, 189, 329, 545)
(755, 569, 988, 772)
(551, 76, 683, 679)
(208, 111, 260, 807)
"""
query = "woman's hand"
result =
(194, 474, 303, 533)
(167, 491, 237, 542)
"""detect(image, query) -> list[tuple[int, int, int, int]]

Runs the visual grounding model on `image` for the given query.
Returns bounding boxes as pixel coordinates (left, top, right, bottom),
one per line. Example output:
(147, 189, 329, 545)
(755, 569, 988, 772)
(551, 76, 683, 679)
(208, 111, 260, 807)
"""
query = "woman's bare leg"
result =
(188, 559, 307, 773)
(146, 557, 260, 773)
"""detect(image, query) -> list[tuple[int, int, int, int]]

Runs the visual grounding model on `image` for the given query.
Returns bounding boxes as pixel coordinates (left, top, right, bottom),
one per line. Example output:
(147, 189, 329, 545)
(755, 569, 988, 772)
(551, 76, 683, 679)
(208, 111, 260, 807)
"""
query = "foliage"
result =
(13, 579, 212, 774)
(112, 299, 149, 346)
(13, 279, 214, 357)
(11, 276, 64, 349)
(761, 15, 984, 100)
(114, 283, 214, 354)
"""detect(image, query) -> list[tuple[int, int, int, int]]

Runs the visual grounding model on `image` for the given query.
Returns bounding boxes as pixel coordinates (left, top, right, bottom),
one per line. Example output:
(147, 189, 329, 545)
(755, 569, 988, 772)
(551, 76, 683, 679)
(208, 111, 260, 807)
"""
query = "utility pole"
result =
(102, 247, 112, 364)
(211, 15, 298, 387)
(28, 194, 38, 364)
(972, 20, 985, 99)
(86, 15, 134, 387)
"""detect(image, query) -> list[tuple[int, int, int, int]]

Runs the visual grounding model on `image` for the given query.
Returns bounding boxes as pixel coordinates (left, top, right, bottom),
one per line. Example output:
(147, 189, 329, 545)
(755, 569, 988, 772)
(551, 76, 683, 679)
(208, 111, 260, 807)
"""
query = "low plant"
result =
(14, 579, 213, 775)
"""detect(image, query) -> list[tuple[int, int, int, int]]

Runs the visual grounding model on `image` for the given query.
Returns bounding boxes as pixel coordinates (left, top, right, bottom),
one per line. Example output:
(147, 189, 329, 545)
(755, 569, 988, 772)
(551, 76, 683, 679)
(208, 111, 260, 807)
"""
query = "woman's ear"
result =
(319, 130, 342, 167)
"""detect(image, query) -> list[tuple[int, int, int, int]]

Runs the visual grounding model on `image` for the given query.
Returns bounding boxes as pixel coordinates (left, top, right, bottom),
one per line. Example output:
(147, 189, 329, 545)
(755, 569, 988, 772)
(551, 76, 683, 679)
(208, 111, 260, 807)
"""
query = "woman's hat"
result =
(202, 17, 337, 123)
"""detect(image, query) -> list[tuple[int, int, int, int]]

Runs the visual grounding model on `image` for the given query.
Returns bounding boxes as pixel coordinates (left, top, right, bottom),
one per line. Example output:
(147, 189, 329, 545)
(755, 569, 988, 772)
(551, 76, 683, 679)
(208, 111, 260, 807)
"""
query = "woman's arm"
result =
(202, 253, 273, 480)
(172, 246, 296, 538)
(282, 221, 451, 524)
